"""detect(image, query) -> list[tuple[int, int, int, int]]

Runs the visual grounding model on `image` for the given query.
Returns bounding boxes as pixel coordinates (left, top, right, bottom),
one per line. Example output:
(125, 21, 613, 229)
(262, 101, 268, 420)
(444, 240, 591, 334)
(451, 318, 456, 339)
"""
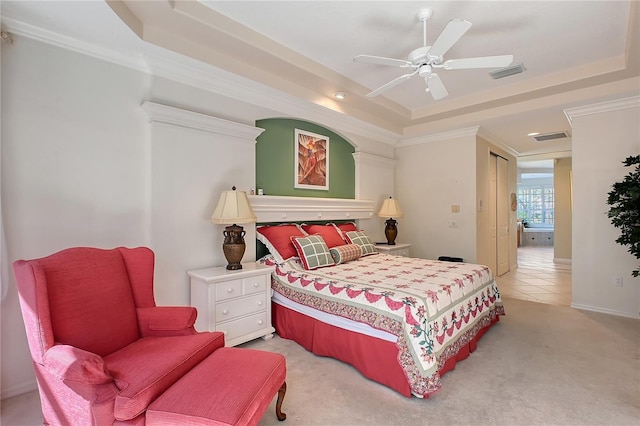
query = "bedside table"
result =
(188, 263, 275, 347)
(375, 242, 411, 257)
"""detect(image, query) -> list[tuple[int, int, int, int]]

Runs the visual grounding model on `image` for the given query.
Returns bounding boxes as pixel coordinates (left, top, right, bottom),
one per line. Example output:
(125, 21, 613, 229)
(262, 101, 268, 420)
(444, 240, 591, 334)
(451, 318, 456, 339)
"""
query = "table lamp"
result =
(211, 186, 257, 270)
(378, 196, 404, 245)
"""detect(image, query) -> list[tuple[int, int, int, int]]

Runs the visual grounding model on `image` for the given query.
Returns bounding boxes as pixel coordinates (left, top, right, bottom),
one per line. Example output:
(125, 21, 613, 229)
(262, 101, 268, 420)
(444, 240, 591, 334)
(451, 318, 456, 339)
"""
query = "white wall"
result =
(394, 133, 477, 262)
(1, 37, 150, 397)
(568, 97, 640, 318)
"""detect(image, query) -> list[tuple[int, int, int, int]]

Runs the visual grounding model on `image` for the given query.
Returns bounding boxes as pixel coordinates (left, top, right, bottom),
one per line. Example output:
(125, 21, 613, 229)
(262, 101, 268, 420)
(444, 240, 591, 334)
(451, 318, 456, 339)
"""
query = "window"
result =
(518, 184, 554, 226)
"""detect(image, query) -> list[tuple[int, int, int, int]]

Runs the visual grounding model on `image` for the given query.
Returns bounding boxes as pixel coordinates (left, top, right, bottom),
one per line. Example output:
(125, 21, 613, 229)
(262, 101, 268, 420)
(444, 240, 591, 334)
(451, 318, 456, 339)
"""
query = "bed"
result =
(249, 195, 504, 398)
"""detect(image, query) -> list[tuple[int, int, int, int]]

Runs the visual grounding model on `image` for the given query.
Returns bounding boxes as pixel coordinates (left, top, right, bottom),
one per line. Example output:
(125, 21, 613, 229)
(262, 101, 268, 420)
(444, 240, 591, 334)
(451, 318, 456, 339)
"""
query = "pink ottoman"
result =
(147, 347, 286, 425)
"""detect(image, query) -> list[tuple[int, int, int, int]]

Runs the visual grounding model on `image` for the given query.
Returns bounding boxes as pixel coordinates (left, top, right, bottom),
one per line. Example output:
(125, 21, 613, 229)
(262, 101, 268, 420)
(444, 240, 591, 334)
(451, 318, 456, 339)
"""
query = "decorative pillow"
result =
(330, 222, 359, 242)
(344, 231, 378, 256)
(257, 224, 307, 263)
(291, 235, 336, 270)
(301, 224, 346, 248)
(329, 244, 362, 264)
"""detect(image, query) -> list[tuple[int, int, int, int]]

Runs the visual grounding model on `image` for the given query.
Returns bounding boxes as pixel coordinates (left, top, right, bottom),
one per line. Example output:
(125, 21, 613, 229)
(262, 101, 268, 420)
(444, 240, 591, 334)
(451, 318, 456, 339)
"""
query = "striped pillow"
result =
(291, 235, 336, 270)
(329, 244, 362, 264)
(344, 231, 378, 256)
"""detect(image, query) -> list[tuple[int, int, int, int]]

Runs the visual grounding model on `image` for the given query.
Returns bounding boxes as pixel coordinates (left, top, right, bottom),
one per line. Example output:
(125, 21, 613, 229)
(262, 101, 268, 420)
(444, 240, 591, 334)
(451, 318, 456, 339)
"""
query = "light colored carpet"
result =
(2, 297, 639, 425)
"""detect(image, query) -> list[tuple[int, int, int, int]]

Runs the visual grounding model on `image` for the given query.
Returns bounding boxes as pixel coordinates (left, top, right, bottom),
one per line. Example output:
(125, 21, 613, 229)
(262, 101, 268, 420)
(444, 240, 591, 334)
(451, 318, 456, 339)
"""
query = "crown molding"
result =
(1, 17, 148, 73)
(141, 102, 264, 142)
(477, 128, 521, 158)
(564, 95, 640, 125)
(395, 126, 480, 148)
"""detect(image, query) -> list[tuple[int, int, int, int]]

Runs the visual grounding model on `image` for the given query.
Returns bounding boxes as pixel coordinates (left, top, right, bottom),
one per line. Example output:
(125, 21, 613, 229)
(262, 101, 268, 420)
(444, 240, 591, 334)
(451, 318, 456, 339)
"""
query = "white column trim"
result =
(141, 101, 264, 142)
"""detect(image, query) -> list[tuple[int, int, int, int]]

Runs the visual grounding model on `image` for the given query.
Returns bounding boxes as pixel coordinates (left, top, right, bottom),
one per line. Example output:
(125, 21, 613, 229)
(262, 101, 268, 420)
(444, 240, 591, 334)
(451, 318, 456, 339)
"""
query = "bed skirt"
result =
(272, 301, 500, 398)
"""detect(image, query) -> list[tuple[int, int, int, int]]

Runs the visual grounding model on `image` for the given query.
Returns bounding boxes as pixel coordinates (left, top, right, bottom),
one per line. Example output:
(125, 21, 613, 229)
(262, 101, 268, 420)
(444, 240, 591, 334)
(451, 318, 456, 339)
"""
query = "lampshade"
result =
(378, 197, 404, 218)
(211, 187, 257, 225)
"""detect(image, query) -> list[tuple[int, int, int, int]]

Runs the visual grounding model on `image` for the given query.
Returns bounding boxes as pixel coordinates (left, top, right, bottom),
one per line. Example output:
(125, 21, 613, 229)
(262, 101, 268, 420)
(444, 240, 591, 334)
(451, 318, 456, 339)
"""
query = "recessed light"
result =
(334, 92, 346, 100)
(527, 132, 540, 136)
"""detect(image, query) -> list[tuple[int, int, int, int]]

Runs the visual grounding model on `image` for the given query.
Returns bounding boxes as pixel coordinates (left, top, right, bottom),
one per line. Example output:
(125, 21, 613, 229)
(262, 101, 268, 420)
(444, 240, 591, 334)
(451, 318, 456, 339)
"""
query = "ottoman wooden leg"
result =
(276, 381, 287, 421)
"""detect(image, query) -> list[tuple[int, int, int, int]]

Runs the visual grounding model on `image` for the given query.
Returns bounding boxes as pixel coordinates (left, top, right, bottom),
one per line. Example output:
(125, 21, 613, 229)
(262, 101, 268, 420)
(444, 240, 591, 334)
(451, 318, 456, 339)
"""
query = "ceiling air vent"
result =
(531, 131, 570, 142)
(489, 63, 526, 79)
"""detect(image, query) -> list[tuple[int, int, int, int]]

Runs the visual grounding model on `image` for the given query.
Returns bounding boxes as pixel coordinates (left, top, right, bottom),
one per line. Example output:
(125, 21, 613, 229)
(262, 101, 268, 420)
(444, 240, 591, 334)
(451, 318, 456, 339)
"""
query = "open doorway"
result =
(493, 158, 572, 306)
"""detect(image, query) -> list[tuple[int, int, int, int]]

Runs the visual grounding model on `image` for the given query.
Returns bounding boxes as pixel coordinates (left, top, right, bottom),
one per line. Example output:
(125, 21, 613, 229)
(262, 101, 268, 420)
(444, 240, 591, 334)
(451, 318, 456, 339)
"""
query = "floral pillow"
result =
(291, 235, 336, 270)
(329, 244, 362, 264)
(256, 224, 307, 263)
(344, 231, 378, 256)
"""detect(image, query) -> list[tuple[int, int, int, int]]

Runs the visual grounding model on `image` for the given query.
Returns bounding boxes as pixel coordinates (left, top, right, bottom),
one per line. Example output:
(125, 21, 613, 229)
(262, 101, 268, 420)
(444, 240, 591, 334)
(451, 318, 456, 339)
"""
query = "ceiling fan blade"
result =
(428, 19, 472, 59)
(354, 54, 412, 68)
(443, 55, 514, 70)
(426, 73, 448, 100)
(367, 70, 419, 97)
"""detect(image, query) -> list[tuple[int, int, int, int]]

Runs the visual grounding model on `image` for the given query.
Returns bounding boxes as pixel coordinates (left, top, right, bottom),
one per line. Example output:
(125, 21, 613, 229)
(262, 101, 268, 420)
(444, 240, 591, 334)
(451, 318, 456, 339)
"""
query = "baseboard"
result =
(1, 380, 38, 400)
(571, 303, 639, 319)
(553, 258, 572, 264)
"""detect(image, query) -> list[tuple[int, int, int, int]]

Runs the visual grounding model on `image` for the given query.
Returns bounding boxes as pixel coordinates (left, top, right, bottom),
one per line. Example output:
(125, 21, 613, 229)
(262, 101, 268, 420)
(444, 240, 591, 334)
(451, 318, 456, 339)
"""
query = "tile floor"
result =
(495, 246, 572, 306)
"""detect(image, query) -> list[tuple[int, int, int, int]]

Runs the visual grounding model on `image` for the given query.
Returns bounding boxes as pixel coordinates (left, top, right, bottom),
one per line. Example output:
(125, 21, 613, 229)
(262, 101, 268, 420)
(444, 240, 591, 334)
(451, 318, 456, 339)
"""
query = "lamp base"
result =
(384, 218, 398, 245)
(222, 224, 246, 270)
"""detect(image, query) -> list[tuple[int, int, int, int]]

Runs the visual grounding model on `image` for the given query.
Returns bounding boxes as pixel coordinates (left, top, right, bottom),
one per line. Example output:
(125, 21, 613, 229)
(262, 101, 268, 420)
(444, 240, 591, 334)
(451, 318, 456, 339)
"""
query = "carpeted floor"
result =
(2, 297, 639, 425)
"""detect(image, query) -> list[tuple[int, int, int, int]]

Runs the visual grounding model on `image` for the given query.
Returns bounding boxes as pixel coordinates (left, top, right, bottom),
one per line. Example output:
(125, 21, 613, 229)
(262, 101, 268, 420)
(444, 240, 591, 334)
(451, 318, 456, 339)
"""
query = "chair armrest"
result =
(137, 306, 198, 337)
(43, 345, 113, 384)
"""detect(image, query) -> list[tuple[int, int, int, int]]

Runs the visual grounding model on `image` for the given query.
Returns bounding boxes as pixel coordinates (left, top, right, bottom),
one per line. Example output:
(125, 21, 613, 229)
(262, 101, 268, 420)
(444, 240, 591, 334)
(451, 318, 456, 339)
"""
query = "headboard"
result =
(248, 195, 376, 259)
(248, 195, 375, 223)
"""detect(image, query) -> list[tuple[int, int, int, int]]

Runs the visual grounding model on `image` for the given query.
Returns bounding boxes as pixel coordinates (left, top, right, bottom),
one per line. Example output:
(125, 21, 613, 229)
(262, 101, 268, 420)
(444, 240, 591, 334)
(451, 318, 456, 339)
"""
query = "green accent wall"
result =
(255, 119, 355, 198)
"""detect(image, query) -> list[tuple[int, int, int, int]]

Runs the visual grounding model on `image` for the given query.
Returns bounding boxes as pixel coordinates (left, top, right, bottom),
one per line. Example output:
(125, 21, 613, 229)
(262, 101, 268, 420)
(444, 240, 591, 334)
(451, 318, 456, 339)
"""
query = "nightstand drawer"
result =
(215, 279, 242, 301)
(395, 248, 410, 257)
(188, 263, 275, 346)
(243, 274, 267, 295)
(218, 311, 269, 342)
(215, 293, 267, 322)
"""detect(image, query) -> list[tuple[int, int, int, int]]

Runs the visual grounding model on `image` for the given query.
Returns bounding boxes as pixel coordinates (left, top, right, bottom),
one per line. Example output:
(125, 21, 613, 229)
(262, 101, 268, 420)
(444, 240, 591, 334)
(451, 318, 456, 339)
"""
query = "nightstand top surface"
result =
(188, 262, 273, 281)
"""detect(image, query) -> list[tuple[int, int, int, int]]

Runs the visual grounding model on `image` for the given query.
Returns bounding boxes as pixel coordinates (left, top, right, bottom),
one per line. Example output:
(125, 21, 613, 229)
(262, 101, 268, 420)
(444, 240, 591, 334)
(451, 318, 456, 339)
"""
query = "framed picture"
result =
(294, 129, 329, 190)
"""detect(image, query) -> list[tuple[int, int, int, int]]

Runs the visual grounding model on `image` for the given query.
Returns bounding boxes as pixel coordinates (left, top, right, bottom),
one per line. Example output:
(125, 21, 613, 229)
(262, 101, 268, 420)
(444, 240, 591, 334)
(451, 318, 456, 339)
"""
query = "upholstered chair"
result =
(13, 247, 225, 425)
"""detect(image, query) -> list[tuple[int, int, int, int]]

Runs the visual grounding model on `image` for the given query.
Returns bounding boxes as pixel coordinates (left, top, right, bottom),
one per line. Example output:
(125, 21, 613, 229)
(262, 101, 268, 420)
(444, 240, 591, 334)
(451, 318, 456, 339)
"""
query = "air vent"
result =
(531, 131, 570, 142)
(489, 63, 526, 79)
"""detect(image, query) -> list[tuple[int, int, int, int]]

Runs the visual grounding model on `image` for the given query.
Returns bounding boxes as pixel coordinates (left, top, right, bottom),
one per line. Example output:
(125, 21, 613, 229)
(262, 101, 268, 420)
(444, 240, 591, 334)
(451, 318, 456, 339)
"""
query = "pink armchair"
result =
(13, 247, 225, 425)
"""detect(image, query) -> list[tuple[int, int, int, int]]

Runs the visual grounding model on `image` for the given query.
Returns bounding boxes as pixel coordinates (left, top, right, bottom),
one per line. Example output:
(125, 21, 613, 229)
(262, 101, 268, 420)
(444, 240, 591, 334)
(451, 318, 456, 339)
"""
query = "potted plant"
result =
(606, 155, 640, 277)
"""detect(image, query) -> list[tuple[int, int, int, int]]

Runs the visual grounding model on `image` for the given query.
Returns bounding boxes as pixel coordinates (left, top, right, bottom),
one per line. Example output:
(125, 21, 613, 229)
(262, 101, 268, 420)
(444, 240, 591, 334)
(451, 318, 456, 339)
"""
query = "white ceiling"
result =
(2, 1, 639, 165)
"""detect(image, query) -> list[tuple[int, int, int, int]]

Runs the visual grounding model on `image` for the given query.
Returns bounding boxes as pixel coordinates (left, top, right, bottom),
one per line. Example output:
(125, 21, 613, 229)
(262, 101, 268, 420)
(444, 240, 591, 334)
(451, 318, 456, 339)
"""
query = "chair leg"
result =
(276, 381, 287, 421)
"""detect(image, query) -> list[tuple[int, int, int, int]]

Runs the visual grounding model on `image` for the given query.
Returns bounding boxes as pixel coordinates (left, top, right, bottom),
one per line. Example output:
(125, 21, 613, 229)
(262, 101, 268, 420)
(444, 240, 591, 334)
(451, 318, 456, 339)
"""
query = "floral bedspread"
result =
(264, 253, 504, 397)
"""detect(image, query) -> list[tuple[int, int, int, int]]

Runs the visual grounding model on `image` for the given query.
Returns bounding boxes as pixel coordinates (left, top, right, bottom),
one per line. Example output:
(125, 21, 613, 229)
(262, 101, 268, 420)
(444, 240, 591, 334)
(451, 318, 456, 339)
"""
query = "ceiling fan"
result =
(354, 8, 514, 100)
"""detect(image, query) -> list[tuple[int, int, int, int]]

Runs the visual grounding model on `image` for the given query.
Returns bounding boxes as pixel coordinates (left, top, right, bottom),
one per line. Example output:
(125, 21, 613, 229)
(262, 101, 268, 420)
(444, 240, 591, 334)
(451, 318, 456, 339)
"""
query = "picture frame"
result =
(294, 128, 329, 190)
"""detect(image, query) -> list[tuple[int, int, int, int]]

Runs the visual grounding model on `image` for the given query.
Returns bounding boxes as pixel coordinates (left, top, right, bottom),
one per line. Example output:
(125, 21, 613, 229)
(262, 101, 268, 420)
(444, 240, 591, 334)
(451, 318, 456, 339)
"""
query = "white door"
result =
(488, 154, 498, 274)
(496, 155, 510, 276)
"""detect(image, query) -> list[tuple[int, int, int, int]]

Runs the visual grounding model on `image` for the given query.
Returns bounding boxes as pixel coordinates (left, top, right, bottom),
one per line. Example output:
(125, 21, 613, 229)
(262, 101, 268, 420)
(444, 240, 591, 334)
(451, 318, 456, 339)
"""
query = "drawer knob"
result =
(253, 282, 259, 288)
(258, 319, 264, 325)
(222, 309, 229, 315)
(257, 300, 263, 306)
(226, 288, 233, 293)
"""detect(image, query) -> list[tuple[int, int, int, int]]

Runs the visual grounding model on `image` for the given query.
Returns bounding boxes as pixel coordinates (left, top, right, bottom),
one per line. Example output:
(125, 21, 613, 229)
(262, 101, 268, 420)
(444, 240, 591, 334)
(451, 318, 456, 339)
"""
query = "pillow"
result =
(291, 235, 336, 270)
(344, 231, 378, 256)
(257, 224, 307, 263)
(331, 222, 359, 242)
(301, 224, 346, 248)
(329, 244, 362, 264)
